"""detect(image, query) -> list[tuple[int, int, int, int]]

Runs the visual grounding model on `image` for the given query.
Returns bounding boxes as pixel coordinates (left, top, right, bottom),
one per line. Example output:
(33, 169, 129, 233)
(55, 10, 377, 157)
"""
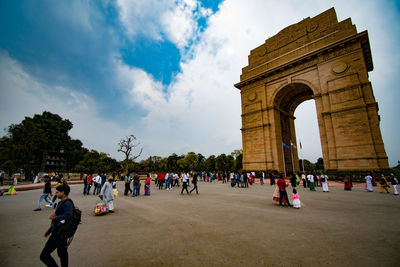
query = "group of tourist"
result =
(153, 172, 199, 194)
(271, 174, 301, 208)
(29, 168, 398, 267)
(82, 173, 107, 195)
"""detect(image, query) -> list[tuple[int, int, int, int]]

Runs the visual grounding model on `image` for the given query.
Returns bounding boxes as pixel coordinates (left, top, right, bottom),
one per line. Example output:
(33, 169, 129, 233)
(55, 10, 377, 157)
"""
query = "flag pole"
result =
(282, 143, 287, 177)
(290, 141, 295, 174)
(300, 140, 305, 172)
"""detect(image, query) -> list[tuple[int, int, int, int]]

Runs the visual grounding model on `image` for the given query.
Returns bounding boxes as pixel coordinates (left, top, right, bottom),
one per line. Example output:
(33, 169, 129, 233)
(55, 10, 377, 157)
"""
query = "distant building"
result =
(40, 150, 67, 173)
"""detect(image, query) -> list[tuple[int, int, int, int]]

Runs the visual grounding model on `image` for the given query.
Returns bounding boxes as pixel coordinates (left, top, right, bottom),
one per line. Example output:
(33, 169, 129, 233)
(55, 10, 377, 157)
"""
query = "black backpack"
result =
(56, 199, 82, 245)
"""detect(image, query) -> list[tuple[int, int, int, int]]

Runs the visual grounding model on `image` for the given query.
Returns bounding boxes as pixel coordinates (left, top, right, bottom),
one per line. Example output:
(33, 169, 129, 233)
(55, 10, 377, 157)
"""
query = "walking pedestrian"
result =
(292, 189, 301, 209)
(34, 175, 55, 211)
(86, 174, 93, 195)
(378, 174, 389, 193)
(390, 174, 398, 195)
(307, 172, 315, 191)
(124, 173, 132, 196)
(100, 178, 115, 212)
(133, 174, 140, 197)
(269, 172, 275, 186)
(344, 176, 352, 191)
(144, 174, 151, 196)
(260, 171, 265, 185)
(365, 173, 373, 192)
(40, 184, 74, 267)
(277, 175, 292, 207)
(181, 172, 189, 194)
(321, 172, 329, 192)
(190, 173, 199, 194)
(290, 173, 297, 188)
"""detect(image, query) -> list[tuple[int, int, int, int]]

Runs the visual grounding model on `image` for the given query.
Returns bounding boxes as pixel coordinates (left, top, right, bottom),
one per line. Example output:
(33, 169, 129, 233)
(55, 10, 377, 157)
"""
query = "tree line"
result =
(0, 111, 338, 181)
(0, 111, 243, 180)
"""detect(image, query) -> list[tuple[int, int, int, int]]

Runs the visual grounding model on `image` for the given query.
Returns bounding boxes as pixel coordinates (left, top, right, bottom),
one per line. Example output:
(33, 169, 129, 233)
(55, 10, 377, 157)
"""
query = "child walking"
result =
(292, 189, 301, 209)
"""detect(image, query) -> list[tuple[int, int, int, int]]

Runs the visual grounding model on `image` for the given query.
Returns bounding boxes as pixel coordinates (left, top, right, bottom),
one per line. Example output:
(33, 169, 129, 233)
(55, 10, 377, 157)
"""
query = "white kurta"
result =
(321, 175, 329, 192)
(100, 181, 114, 210)
(365, 175, 373, 192)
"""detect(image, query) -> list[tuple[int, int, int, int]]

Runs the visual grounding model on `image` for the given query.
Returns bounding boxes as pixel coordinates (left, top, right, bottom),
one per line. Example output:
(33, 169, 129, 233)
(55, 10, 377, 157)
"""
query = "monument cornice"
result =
(234, 31, 372, 89)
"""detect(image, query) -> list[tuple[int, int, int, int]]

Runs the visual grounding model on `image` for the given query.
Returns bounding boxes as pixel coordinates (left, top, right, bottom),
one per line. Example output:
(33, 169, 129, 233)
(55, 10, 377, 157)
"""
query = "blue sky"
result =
(0, 0, 399, 167)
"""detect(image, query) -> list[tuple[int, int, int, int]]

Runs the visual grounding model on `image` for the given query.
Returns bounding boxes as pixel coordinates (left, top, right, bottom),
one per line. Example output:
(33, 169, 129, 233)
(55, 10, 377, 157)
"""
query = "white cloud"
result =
(0, 52, 130, 160)
(115, 61, 167, 110)
(117, 0, 400, 166)
(116, 0, 213, 49)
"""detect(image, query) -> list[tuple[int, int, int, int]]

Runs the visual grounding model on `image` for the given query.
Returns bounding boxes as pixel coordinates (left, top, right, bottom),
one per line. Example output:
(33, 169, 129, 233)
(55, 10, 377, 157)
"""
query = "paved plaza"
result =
(1, 181, 399, 266)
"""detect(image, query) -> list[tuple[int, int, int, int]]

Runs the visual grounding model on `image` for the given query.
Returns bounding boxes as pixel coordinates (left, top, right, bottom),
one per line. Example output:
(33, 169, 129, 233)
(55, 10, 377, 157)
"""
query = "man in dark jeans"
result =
(269, 172, 275, 186)
(190, 173, 199, 194)
(277, 175, 292, 207)
(124, 173, 132, 196)
(40, 184, 74, 267)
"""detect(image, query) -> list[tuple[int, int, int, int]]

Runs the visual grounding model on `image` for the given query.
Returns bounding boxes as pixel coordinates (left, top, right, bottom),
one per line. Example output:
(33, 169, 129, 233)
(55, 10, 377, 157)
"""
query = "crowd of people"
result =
(25, 169, 399, 266)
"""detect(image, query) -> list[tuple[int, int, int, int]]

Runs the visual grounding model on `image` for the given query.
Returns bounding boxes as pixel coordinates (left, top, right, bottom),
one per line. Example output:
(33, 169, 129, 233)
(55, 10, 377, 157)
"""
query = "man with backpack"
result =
(40, 184, 77, 266)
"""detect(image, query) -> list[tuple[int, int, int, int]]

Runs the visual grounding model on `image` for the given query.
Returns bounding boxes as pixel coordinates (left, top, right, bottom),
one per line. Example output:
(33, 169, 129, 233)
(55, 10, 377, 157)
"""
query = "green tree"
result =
(196, 153, 206, 171)
(205, 155, 216, 171)
(140, 155, 163, 172)
(299, 159, 315, 172)
(167, 153, 183, 171)
(315, 157, 324, 171)
(225, 154, 234, 171)
(73, 150, 119, 174)
(215, 154, 227, 171)
(177, 152, 198, 171)
(159, 157, 168, 171)
(230, 149, 242, 159)
(0, 111, 86, 178)
(231, 149, 243, 171)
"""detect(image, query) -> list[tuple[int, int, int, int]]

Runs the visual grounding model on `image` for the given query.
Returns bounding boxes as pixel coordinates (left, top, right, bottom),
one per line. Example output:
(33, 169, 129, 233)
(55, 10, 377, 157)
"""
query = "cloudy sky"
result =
(0, 0, 399, 166)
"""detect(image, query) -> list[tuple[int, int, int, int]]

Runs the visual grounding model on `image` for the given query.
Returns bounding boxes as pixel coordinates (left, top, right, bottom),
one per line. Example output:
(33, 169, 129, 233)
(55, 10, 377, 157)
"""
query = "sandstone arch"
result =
(234, 8, 389, 173)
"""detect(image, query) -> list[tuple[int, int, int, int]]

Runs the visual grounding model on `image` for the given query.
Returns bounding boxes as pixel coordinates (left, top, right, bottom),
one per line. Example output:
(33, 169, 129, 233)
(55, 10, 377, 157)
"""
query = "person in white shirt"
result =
(321, 172, 329, 192)
(307, 173, 315, 191)
(365, 173, 373, 192)
(181, 172, 189, 194)
(164, 173, 169, 189)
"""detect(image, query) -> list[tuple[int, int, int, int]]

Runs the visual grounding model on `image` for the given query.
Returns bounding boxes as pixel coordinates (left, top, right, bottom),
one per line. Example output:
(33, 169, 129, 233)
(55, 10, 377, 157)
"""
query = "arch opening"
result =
(274, 83, 316, 175)
(294, 99, 322, 171)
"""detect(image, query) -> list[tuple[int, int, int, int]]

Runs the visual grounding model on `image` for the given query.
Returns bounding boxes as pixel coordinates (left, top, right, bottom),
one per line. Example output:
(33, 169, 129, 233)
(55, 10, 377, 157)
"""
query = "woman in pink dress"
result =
(292, 189, 301, 209)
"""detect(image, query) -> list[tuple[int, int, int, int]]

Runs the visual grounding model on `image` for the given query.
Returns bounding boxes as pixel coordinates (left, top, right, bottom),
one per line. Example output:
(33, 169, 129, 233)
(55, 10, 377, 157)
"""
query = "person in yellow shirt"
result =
(379, 174, 390, 193)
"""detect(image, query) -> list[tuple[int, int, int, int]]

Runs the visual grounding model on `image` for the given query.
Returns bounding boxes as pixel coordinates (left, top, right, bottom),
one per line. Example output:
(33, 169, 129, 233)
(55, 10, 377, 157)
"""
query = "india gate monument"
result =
(235, 8, 389, 173)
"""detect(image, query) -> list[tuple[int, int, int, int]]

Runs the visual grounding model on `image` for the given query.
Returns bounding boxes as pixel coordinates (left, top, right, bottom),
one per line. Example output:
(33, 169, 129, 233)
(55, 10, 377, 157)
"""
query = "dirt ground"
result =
(0, 181, 399, 267)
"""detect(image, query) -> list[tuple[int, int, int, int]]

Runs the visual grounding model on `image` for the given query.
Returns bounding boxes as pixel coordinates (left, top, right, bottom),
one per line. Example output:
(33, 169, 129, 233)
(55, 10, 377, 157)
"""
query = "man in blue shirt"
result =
(40, 184, 74, 266)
